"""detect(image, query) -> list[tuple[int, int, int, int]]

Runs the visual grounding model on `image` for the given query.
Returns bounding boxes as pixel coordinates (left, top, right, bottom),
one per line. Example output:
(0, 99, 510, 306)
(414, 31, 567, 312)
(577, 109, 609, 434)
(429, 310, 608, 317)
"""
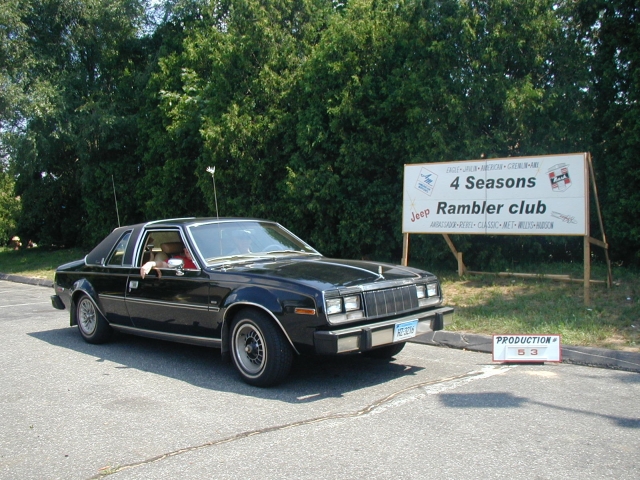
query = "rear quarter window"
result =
(106, 231, 132, 266)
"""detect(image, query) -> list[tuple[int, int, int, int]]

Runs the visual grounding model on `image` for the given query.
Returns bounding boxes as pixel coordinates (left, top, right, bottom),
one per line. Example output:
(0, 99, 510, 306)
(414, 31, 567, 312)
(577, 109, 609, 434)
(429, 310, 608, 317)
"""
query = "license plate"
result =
(393, 319, 418, 342)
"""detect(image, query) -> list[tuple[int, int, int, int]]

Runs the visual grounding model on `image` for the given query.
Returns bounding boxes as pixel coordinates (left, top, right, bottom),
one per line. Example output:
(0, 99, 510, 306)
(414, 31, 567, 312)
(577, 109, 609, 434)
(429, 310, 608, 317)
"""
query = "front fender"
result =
(69, 279, 106, 326)
(220, 286, 307, 356)
(222, 285, 283, 314)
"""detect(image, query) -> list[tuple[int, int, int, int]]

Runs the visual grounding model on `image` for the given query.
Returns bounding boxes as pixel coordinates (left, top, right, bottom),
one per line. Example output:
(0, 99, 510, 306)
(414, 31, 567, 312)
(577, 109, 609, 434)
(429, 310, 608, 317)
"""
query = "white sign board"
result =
(492, 335, 562, 363)
(403, 154, 588, 235)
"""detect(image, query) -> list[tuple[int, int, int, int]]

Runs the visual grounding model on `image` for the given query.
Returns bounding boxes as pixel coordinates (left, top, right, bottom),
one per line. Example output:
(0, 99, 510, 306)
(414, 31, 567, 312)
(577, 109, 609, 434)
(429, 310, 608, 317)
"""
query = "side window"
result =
(137, 230, 185, 267)
(139, 232, 160, 267)
(107, 231, 132, 266)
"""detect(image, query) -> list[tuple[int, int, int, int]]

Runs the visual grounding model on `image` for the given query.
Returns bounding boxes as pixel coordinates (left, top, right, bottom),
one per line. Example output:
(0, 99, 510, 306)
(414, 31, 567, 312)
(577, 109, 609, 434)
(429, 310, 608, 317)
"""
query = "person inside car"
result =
(227, 230, 252, 255)
(171, 246, 197, 269)
(140, 241, 197, 278)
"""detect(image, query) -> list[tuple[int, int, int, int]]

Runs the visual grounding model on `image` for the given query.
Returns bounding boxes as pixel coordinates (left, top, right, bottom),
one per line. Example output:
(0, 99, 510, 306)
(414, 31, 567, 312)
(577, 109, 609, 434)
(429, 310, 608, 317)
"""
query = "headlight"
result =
(326, 298, 343, 315)
(343, 295, 360, 311)
(417, 282, 441, 307)
(325, 294, 364, 324)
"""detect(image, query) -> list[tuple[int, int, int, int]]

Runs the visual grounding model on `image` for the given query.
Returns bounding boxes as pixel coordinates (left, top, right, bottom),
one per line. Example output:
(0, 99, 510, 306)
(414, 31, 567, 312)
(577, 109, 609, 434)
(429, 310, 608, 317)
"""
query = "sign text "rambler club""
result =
(436, 200, 547, 215)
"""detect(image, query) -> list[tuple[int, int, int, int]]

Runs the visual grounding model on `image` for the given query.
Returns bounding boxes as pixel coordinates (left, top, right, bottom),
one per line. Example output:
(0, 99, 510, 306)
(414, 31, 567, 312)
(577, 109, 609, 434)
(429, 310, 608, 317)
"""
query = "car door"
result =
(124, 229, 216, 338)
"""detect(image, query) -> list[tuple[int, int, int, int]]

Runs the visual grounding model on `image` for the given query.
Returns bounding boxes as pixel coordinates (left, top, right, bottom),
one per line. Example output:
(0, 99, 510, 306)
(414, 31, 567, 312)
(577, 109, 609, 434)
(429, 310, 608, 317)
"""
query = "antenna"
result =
(206, 166, 219, 219)
(111, 175, 121, 227)
(206, 166, 223, 257)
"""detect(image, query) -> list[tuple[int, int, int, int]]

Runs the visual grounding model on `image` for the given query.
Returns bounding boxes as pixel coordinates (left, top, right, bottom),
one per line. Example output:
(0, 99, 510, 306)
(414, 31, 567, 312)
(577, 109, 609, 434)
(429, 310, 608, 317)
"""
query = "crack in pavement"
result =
(89, 368, 505, 478)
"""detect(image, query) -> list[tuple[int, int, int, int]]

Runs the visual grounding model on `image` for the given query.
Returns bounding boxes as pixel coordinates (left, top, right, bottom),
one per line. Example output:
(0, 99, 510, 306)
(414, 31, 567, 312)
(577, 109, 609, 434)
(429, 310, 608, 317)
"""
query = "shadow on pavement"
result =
(29, 326, 425, 403)
(438, 391, 640, 429)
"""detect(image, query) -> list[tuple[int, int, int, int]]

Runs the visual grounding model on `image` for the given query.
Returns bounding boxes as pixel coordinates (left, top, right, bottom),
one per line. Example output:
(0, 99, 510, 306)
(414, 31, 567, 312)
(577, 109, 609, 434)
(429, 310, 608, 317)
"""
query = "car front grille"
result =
(363, 285, 418, 319)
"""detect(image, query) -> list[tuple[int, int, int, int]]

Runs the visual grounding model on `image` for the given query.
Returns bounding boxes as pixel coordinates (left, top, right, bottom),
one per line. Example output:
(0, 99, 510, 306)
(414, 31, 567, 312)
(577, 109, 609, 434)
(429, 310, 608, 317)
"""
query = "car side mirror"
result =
(168, 258, 184, 269)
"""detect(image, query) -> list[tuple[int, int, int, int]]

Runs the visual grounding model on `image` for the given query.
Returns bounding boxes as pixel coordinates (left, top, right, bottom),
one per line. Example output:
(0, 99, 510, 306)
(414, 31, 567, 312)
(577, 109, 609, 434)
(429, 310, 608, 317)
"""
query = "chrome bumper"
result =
(314, 306, 454, 355)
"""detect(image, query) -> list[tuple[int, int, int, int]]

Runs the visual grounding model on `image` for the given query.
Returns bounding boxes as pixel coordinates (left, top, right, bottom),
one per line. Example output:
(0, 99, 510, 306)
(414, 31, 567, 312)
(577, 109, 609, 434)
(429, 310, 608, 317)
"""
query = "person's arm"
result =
(140, 259, 167, 279)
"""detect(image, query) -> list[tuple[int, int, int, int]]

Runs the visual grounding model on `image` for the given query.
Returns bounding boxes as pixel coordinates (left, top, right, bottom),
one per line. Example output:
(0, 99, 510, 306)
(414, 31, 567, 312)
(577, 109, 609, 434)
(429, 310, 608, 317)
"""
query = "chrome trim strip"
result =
(222, 301, 300, 355)
(110, 324, 221, 347)
(146, 217, 196, 226)
(131, 226, 203, 270)
(65, 271, 132, 277)
(326, 306, 452, 332)
(100, 294, 126, 302)
(124, 297, 209, 311)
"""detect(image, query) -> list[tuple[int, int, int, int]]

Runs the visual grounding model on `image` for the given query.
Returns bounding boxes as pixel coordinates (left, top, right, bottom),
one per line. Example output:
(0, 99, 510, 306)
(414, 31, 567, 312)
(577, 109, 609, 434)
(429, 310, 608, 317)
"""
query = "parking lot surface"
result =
(1, 280, 638, 479)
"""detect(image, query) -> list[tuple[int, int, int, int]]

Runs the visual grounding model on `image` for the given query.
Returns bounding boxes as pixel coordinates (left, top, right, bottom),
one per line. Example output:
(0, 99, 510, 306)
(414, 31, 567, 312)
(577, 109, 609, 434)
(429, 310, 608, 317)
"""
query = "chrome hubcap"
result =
(78, 299, 96, 334)
(234, 323, 265, 375)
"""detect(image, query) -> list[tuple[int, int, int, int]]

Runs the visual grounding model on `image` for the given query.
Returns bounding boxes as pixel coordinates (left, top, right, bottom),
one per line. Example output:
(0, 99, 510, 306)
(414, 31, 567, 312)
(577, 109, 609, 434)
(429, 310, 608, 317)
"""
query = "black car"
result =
(51, 218, 453, 386)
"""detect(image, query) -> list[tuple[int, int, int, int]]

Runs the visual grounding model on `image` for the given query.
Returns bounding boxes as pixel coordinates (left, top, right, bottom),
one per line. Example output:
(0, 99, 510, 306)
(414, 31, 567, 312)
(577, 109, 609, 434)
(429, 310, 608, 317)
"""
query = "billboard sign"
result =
(403, 154, 588, 235)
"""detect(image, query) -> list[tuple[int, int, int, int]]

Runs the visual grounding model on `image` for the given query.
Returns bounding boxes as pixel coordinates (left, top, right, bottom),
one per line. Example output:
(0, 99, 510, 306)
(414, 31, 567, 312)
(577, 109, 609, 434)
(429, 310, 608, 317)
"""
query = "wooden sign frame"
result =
(401, 153, 612, 304)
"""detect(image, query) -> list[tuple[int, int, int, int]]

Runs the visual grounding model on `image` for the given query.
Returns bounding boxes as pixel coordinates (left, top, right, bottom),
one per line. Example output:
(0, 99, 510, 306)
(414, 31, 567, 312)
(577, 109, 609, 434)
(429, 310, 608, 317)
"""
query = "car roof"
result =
(85, 217, 274, 266)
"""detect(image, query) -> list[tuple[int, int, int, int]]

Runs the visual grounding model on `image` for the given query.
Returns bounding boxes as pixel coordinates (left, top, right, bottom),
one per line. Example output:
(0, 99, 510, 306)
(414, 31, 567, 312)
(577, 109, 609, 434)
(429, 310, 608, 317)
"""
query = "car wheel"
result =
(230, 309, 293, 387)
(363, 342, 406, 359)
(76, 294, 112, 344)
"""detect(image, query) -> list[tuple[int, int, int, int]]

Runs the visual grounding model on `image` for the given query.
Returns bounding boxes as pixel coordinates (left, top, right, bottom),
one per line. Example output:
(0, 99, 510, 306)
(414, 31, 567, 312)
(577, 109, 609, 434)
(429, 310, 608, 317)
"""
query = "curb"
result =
(412, 331, 640, 373)
(0, 273, 53, 288)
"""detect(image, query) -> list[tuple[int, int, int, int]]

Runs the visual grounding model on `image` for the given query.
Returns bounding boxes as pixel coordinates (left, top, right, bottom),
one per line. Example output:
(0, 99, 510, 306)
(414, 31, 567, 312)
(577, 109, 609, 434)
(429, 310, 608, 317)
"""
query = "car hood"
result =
(227, 256, 434, 291)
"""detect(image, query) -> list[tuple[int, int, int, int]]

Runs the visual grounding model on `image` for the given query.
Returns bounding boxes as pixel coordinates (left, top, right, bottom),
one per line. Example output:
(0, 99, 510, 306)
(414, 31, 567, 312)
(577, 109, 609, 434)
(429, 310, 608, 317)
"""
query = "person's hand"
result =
(140, 261, 161, 279)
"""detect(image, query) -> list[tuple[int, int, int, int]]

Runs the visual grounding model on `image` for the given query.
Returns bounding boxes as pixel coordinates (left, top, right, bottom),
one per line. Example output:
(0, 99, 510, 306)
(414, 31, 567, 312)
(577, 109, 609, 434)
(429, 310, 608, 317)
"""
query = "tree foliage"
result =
(580, 0, 640, 264)
(4, 0, 148, 246)
(2, 0, 639, 267)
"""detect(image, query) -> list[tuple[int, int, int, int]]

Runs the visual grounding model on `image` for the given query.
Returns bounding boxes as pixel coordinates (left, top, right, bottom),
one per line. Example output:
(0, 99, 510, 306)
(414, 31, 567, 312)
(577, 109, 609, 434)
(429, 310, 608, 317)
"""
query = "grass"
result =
(0, 246, 87, 280)
(1, 246, 638, 352)
(439, 263, 640, 352)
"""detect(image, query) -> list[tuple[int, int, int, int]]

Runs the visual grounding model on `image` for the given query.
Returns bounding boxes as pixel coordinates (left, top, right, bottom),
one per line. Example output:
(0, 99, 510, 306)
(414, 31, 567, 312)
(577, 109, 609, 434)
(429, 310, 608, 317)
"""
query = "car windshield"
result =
(188, 220, 320, 266)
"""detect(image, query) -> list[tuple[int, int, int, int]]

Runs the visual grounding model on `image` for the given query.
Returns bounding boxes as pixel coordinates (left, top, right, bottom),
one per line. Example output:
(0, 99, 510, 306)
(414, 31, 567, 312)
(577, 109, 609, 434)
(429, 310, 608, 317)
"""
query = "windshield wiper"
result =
(206, 253, 266, 265)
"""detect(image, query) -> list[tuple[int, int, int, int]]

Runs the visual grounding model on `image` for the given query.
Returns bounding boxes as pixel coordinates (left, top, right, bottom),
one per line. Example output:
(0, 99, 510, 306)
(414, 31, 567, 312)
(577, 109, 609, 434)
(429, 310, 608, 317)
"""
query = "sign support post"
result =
(402, 232, 409, 267)
(584, 235, 591, 304)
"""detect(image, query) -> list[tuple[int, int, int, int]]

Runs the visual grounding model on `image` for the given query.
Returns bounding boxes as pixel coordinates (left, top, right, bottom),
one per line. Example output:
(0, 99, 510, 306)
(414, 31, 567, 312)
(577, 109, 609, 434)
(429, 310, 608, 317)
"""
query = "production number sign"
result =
(492, 334, 562, 363)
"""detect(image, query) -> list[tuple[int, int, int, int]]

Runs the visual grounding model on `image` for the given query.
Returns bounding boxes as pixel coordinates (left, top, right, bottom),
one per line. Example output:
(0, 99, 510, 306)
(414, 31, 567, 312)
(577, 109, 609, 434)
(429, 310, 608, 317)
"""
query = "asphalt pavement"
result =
(1, 277, 639, 480)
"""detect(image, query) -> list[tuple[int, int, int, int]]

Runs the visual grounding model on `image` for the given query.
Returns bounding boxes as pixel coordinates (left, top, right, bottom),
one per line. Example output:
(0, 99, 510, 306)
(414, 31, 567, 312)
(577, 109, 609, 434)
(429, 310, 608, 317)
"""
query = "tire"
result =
(76, 294, 112, 344)
(230, 309, 293, 387)
(363, 342, 406, 359)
